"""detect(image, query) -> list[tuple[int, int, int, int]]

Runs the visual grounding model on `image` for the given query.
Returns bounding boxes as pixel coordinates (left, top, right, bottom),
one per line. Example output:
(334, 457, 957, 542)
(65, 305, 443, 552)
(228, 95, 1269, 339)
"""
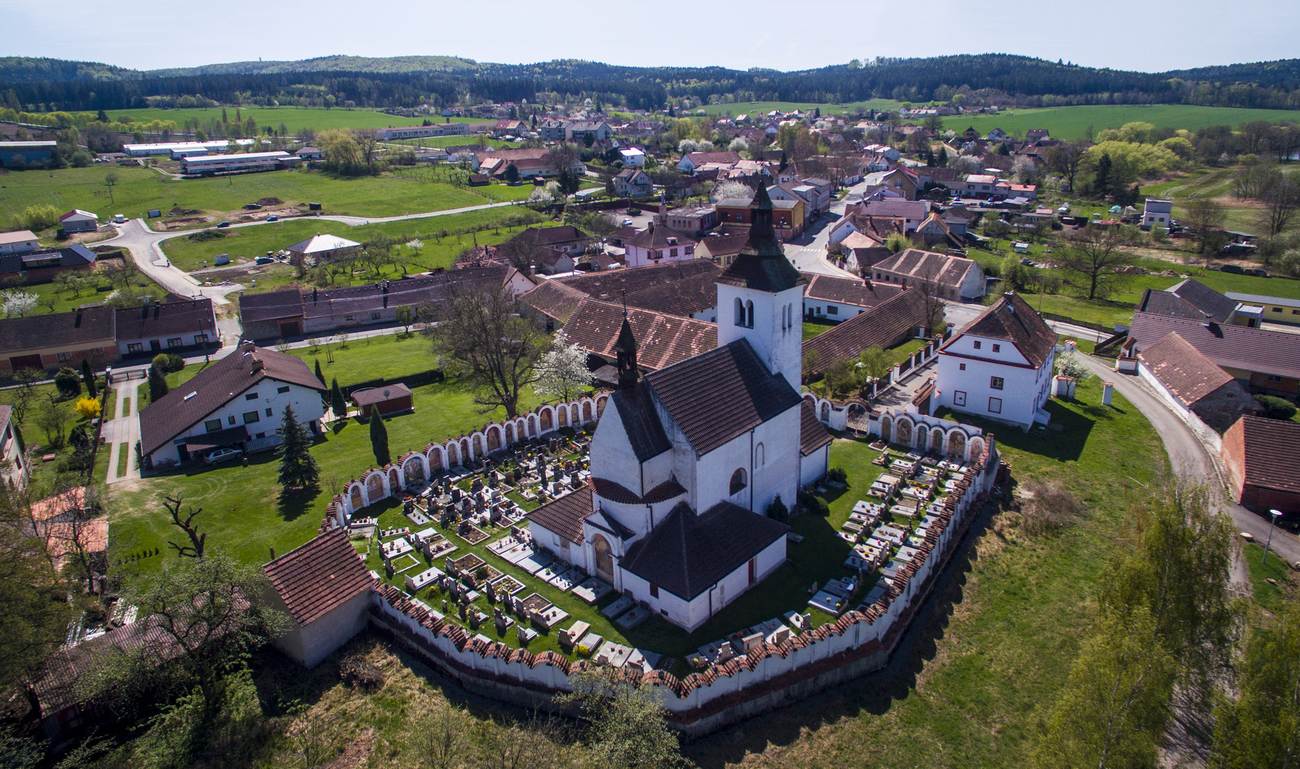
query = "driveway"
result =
(1076, 354, 1300, 566)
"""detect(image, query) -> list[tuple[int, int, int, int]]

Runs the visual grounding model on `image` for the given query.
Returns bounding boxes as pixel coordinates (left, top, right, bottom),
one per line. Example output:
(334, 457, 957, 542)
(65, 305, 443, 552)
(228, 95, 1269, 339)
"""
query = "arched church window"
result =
(729, 468, 748, 495)
(745, 300, 754, 328)
(734, 297, 745, 326)
(755, 443, 765, 467)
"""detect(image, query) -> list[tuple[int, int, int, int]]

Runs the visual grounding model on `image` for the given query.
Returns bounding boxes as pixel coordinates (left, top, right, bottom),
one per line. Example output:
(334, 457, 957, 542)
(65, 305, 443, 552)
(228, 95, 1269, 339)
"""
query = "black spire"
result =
(715, 183, 802, 293)
(614, 309, 639, 389)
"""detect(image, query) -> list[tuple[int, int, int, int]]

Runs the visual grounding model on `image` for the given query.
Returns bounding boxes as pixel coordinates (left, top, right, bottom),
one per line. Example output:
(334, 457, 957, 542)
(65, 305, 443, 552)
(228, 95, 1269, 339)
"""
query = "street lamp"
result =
(1265, 508, 1283, 560)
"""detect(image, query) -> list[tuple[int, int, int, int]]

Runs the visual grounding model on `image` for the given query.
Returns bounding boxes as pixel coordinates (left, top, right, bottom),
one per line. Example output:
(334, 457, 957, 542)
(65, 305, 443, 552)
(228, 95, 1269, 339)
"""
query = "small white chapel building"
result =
(527, 186, 831, 631)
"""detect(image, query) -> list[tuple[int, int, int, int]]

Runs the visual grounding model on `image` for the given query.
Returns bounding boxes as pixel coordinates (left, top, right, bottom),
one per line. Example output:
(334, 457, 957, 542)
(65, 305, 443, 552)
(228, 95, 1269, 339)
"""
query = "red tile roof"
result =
(263, 528, 374, 626)
(1128, 311, 1300, 380)
(872, 248, 980, 294)
(1138, 332, 1233, 405)
(802, 290, 928, 377)
(800, 400, 833, 456)
(945, 292, 1056, 369)
(560, 298, 716, 371)
(527, 487, 593, 545)
(802, 273, 904, 310)
(1235, 416, 1300, 495)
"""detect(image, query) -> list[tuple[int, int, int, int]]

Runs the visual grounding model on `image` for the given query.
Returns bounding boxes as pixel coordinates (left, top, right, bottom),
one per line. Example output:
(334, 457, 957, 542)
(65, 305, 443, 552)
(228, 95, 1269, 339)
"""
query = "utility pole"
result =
(1264, 508, 1283, 561)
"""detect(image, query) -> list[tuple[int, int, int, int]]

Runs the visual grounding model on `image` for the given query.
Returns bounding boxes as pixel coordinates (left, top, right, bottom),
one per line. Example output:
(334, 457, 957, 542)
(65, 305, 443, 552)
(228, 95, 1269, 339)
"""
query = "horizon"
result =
(4, 0, 1299, 74)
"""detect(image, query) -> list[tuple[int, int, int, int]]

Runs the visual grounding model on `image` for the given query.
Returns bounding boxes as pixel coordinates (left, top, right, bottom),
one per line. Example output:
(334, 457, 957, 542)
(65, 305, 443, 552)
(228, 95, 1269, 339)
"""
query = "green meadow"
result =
(108, 105, 490, 133)
(940, 104, 1300, 140)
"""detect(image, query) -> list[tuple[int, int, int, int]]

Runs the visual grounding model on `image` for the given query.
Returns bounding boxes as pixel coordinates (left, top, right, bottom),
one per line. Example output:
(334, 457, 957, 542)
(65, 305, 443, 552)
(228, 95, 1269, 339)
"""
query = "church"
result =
(527, 186, 832, 631)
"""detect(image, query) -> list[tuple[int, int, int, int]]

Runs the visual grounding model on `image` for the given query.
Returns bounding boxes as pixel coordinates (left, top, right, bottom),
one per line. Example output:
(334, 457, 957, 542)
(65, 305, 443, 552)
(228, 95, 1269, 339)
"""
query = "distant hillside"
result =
(149, 54, 479, 77)
(3, 53, 1300, 113)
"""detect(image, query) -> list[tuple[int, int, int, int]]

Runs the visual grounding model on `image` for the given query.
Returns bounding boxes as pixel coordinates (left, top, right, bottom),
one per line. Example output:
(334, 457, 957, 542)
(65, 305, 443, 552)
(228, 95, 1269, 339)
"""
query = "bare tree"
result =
(1183, 195, 1228, 258)
(415, 708, 464, 769)
(1057, 225, 1138, 300)
(429, 287, 546, 418)
(355, 129, 380, 174)
(1046, 141, 1086, 193)
(163, 493, 206, 559)
(1259, 175, 1300, 237)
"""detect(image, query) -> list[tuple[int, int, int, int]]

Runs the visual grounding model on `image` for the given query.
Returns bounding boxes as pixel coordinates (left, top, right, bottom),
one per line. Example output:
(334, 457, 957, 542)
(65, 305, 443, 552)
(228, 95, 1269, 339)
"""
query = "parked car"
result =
(216, 221, 231, 228)
(204, 447, 242, 465)
(266, 214, 279, 222)
(112, 213, 126, 224)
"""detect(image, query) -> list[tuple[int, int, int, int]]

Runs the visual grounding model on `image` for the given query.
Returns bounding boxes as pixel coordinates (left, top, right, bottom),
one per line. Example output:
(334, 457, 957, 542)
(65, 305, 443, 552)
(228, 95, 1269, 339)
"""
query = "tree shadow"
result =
(277, 486, 318, 521)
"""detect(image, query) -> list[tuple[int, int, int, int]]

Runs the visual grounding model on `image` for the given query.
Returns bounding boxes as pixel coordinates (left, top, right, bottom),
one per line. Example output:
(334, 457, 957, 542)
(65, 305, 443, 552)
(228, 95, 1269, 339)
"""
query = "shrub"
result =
(338, 651, 385, 692)
(1255, 394, 1297, 421)
(766, 496, 789, 522)
(152, 352, 185, 373)
(54, 367, 82, 398)
(74, 396, 101, 420)
(798, 489, 828, 517)
(827, 467, 848, 485)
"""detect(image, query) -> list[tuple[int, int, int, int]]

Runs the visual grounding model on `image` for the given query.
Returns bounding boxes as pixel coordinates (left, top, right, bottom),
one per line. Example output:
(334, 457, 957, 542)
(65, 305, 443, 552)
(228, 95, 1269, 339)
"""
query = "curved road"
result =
(1076, 354, 1299, 566)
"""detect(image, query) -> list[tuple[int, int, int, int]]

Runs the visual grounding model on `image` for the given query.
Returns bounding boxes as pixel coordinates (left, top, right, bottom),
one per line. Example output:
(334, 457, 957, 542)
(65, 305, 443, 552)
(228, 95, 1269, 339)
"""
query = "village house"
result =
(523, 259, 723, 326)
(801, 273, 906, 322)
(0, 242, 96, 285)
(138, 343, 326, 469)
(1142, 198, 1173, 230)
(475, 148, 585, 180)
(870, 248, 986, 301)
(861, 168, 920, 200)
(1122, 311, 1300, 396)
(801, 290, 929, 379)
(934, 293, 1056, 430)
(0, 230, 40, 256)
(660, 204, 719, 235)
(0, 405, 28, 489)
(677, 150, 741, 175)
(618, 147, 646, 167)
(285, 234, 362, 268)
(113, 298, 219, 358)
(612, 168, 654, 198)
(565, 120, 612, 144)
(1220, 416, 1300, 515)
(716, 193, 805, 239)
(527, 186, 830, 631)
(1134, 331, 1261, 439)
(58, 209, 98, 235)
(622, 222, 698, 268)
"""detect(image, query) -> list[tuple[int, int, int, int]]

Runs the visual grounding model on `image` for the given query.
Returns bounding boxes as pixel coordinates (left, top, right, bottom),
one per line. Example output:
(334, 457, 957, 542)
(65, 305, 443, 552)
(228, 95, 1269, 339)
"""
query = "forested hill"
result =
(2, 53, 1299, 112)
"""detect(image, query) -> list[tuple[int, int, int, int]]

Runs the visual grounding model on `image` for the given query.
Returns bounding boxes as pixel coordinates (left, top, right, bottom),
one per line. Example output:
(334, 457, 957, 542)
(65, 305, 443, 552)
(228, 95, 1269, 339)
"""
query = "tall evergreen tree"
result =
(277, 405, 318, 492)
(313, 359, 326, 404)
(80, 359, 97, 398)
(147, 363, 168, 402)
(368, 406, 390, 466)
(330, 378, 347, 419)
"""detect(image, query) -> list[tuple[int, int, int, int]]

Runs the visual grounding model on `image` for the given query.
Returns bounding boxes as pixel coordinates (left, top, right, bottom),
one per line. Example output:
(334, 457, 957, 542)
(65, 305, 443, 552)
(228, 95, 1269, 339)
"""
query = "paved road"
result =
(103, 379, 141, 484)
(1076, 354, 1300, 566)
(782, 181, 870, 279)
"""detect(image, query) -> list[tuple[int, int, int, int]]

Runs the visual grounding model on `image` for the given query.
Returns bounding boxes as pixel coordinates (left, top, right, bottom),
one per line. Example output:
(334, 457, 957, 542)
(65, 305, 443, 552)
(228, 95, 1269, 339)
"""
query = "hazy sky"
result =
(3, 0, 1297, 73)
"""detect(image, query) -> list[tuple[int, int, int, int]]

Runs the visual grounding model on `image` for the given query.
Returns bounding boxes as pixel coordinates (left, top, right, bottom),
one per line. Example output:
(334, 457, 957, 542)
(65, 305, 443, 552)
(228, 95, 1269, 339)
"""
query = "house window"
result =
(992, 343, 1001, 353)
(827, 305, 838, 315)
(204, 419, 222, 432)
(264, 407, 273, 417)
(56, 352, 71, 362)
(755, 442, 765, 467)
(1273, 307, 1283, 313)
(649, 583, 659, 598)
(227, 415, 236, 425)
(745, 300, 754, 328)
(242, 411, 260, 425)
(193, 334, 208, 345)
(344, 315, 354, 322)
(988, 397, 1002, 414)
(127, 343, 143, 354)
(973, 341, 982, 350)
(990, 376, 1004, 390)
(954, 390, 967, 407)
(277, 385, 290, 394)
(729, 468, 748, 495)
(245, 392, 258, 401)
(371, 312, 381, 320)
(167, 337, 182, 348)
(959, 363, 966, 371)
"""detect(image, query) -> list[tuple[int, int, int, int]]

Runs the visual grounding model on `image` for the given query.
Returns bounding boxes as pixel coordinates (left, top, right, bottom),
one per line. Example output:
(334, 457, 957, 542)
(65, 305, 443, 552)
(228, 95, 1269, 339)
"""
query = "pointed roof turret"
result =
(716, 184, 802, 293)
(614, 306, 640, 389)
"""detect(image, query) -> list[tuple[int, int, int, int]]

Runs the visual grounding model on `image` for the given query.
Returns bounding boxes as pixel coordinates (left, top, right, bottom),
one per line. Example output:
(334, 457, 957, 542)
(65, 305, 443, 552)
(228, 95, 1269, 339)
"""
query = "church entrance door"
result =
(592, 534, 614, 584)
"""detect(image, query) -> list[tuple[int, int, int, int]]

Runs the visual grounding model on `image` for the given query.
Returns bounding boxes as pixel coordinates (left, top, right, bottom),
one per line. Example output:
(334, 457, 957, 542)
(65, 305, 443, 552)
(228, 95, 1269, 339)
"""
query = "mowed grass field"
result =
(108, 106, 490, 133)
(940, 104, 1300, 140)
(0, 165, 534, 225)
(691, 379, 1167, 768)
(161, 205, 543, 272)
(695, 99, 905, 117)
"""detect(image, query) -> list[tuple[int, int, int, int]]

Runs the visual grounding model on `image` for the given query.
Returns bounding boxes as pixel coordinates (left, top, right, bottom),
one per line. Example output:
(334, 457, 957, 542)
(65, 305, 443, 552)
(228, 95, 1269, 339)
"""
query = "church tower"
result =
(613, 310, 639, 389)
(715, 184, 805, 390)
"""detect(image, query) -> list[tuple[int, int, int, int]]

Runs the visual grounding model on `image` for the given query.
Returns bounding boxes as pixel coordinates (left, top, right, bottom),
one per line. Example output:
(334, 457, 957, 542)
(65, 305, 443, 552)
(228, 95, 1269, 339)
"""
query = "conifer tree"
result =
(368, 406, 389, 466)
(277, 405, 319, 492)
(80, 359, 97, 398)
(147, 363, 168, 402)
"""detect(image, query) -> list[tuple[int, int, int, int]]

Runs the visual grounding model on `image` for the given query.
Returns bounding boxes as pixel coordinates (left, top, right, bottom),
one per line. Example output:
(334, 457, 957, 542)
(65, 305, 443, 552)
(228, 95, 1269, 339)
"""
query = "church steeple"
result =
(614, 308, 639, 389)
(716, 183, 801, 293)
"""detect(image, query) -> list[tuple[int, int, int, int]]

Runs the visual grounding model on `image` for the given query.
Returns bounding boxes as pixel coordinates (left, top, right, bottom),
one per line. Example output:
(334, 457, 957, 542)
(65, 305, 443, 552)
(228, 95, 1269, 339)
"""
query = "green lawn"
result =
(803, 320, 835, 340)
(162, 205, 543, 273)
(16, 271, 168, 315)
(694, 99, 905, 117)
(881, 337, 930, 368)
(385, 135, 514, 149)
(694, 378, 1167, 768)
(108, 106, 490, 134)
(940, 104, 1300, 141)
(286, 332, 437, 386)
(1243, 541, 1295, 613)
(0, 165, 535, 227)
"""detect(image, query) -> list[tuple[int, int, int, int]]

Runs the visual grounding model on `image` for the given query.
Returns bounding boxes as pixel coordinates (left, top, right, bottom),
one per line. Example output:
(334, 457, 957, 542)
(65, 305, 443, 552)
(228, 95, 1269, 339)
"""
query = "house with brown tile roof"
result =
(263, 527, 374, 667)
(558, 297, 716, 371)
(546, 259, 722, 321)
(139, 342, 325, 469)
(870, 248, 986, 300)
(1124, 311, 1300, 396)
(935, 293, 1056, 429)
(801, 289, 928, 377)
(1136, 332, 1261, 434)
(801, 273, 905, 322)
(1221, 416, 1300, 515)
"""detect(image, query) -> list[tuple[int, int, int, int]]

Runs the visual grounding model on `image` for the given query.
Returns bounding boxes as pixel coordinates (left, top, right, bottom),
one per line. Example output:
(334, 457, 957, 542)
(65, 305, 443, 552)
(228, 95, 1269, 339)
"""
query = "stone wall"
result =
(360, 438, 1002, 736)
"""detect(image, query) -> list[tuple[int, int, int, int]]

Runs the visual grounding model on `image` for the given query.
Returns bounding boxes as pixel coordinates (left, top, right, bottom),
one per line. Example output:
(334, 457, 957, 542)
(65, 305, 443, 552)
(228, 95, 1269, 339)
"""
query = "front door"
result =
(149, 340, 161, 353)
(592, 534, 614, 584)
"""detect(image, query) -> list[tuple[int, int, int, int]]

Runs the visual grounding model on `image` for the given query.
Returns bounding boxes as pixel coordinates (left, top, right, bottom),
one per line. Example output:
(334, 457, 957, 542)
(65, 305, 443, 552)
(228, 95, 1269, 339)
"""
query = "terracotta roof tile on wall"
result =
(560, 298, 716, 370)
(263, 528, 374, 626)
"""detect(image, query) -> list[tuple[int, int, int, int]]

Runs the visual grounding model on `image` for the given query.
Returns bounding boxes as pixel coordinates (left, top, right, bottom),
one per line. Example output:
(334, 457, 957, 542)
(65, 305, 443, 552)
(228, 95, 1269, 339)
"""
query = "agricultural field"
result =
(385, 134, 514, 149)
(107, 106, 490, 133)
(161, 205, 544, 272)
(694, 99, 905, 117)
(940, 104, 1300, 141)
(0, 165, 535, 229)
(1143, 164, 1300, 232)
